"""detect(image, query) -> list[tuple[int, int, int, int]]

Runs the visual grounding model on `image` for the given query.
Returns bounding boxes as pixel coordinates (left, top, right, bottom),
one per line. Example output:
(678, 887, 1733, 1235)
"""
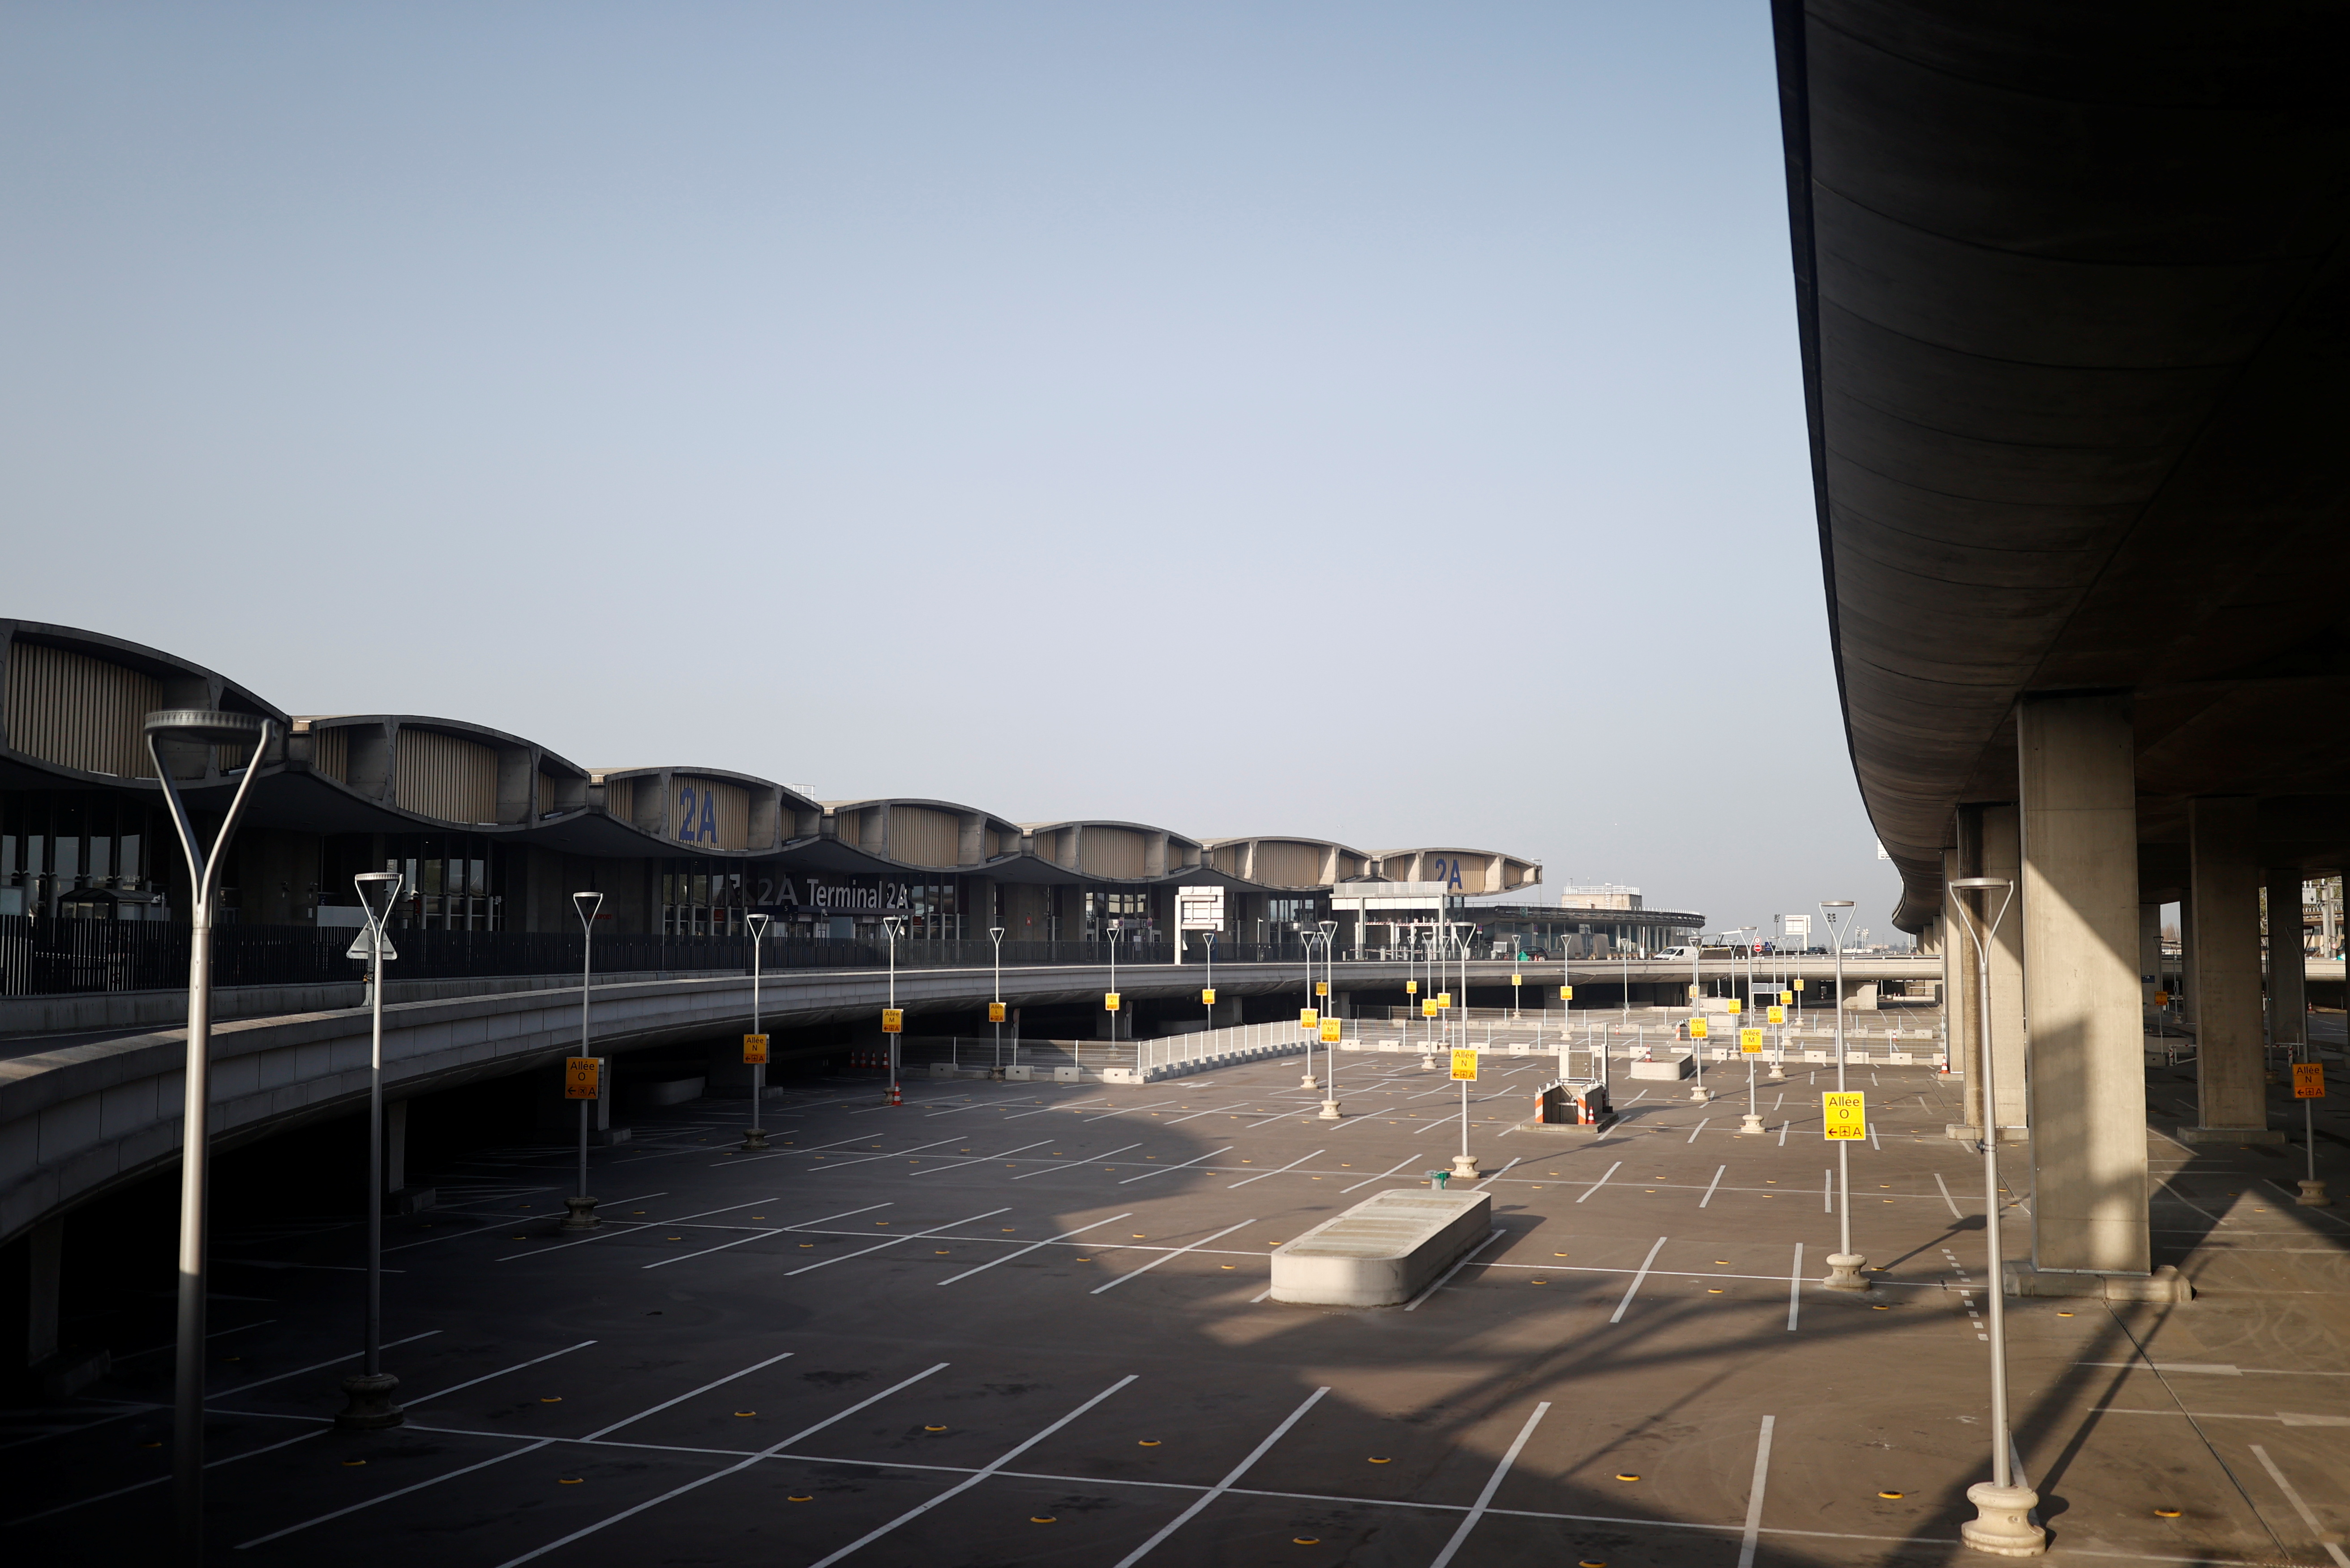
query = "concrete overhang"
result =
(1773, 0, 2350, 929)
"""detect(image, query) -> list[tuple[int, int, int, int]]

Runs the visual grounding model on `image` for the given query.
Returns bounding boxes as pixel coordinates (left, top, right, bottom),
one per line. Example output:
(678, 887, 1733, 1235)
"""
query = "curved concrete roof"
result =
(1774, 0, 2350, 928)
(1372, 848, 1542, 895)
(0, 618, 1542, 888)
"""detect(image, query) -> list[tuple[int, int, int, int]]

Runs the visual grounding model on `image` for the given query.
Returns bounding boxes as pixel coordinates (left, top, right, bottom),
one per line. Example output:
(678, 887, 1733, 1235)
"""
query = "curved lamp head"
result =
(573, 891, 605, 930)
(882, 915, 906, 938)
(988, 926, 1005, 943)
(746, 912, 771, 939)
(1950, 877, 2011, 891)
(144, 708, 267, 748)
(355, 871, 403, 927)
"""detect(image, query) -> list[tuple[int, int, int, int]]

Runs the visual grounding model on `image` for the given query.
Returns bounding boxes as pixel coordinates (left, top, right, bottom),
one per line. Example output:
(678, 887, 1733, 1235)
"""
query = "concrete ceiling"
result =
(1773, 0, 2350, 927)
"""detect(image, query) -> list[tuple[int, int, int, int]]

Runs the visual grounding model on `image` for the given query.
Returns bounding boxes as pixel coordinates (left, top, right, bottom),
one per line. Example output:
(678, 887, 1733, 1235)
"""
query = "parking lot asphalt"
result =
(6, 1046, 2347, 1566)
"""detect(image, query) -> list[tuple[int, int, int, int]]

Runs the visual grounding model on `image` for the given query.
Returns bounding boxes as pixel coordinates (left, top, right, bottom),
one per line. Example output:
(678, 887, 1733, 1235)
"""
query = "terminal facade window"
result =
(317, 833, 507, 930)
(1083, 889, 1155, 943)
(663, 858, 746, 936)
(0, 790, 170, 920)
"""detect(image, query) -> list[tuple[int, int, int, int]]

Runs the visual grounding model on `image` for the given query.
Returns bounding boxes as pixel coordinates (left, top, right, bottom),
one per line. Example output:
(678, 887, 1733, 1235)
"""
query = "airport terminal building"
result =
(0, 620, 1552, 975)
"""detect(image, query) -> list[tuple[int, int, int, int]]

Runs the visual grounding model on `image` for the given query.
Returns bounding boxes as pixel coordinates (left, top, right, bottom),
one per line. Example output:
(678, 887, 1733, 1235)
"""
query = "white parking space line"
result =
(1575, 1161, 1621, 1203)
(1229, 1151, 1324, 1190)
(1091, 1220, 1257, 1294)
(1404, 1229, 1507, 1311)
(1342, 1157, 1419, 1193)
(937, 1215, 1135, 1285)
(1119, 1147, 1232, 1185)
(1244, 1108, 1303, 1128)
(1477, 1157, 1522, 1186)
(1699, 1166, 1725, 1207)
(1777, 1122, 1788, 1146)
(803, 1376, 1138, 1568)
(1428, 1402, 1549, 1568)
(1111, 1388, 1329, 1566)
(1609, 1237, 1667, 1323)
(234, 1437, 553, 1547)
(1161, 1101, 1252, 1125)
(907, 1140, 1055, 1176)
(641, 1204, 888, 1270)
(1686, 1120, 1710, 1143)
(493, 1362, 953, 1568)
(1011, 1143, 1139, 1178)
(13, 1427, 331, 1525)
(2250, 1444, 2350, 1568)
(407, 1341, 597, 1405)
(809, 1136, 968, 1174)
(1934, 1172, 1964, 1219)
(213, 1330, 445, 1399)
(1004, 1098, 1111, 1119)
(785, 1207, 1011, 1275)
(1787, 1244, 1804, 1331)
(1823, 1170, 1833, 1212)
(387, 1194, 669, 1254)
(1084, 1100, 1179, 1121)
(1736, 1414, 1775, 1568)
(499, 1197, 780, 1261)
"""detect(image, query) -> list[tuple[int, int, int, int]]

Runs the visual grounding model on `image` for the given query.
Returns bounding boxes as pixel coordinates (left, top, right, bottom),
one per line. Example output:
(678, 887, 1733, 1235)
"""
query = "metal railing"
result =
(0, 914, 1334, 998)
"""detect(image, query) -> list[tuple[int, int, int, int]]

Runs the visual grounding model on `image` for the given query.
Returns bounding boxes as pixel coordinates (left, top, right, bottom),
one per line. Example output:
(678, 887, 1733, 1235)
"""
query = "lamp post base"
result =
(1419, 1055, 1437, 1071)
(1738, 1113, 1766, 1135)
(1765, 1065, 1787, 1081)
(1318, 1099, 1343, 1120)
(559, 1195, 600, 1231)
(742, 1127, 768, 1150)
(1821, 1252, 1870, 1290)
(1686, 1084, 1711, 1103)
(1299, 1075, 1319, 1090)
(1959, 1482, 2046, 1556)
(1449, 1153, 1481, 1179)
(2298, 1178, 2333, 1207)
(334, 1372, 405, 1431)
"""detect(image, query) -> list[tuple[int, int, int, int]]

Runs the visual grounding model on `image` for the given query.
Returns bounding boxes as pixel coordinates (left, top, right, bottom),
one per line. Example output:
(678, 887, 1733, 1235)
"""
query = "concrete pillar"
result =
(2139, 903, 2162, 1009)
(2184, 798, 2275, 1140)
(2267, 870, 2307, 1049)
(2178, 891, 2196, 1023)
(28, 1218, 62, 1367)
(2016, 692, 2151, 1277)
(386, 1100, 409, 1192)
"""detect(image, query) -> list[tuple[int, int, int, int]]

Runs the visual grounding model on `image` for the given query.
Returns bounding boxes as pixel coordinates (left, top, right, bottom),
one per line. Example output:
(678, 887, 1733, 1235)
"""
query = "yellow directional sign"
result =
(1104, 992, 1121, 1012)
(1321, 1018, 1342, 1043)
(1688, 984, 1702, 999)
(1200, 987, 1216, 1006)
(1559, 985, 1574, 1001)
(1780, 990, 1794, 1005)
(881, 1008, 903, 1034)
(1740, 1028, 1763, 1054)
(1510, 973, 1522, 986)
(1405, 980, 1419, 995)
(987, 1001, 1006, 1024)
(1727, 998, 1743, 1015)
(742, 1033, 769, 1065)
(2153, 990, 2169, 1005)
(564, 1057, 602, 1099)
(1767, 1005, 1785, 1024)
(2294, 1062, 2327, 1099)
(1299, 1007, 1319, 1029)
(1421, 999, 1439, 1018)
(1823, 1091, 1867, 1140)
(1437, 992, 1452, 1009)
(1449, 1048, 1479, 1081)
(1689, 1017, 1710, 1039)
(1316, 980, 1329, 997)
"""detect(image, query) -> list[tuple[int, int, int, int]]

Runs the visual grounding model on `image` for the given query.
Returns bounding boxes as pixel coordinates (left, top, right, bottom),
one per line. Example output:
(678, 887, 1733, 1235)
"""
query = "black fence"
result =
(0, 915, 1317, 998)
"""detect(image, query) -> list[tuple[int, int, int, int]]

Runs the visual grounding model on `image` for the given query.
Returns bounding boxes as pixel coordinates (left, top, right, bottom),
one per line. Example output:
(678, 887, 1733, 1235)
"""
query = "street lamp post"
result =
(563, 891, 605, 1230)
(989, 925, 1006, 1074)
(1317, 919, 1342, 1120)
(145, 707, 274, 1555)
(1737, 925, 1765, 1135)
(883, 915, 906, 1101)
(1819, 900, 1868, 1289)
(1949, 877, 2045, 1555)
(337, 870, 407, 1431)
(742, 913, 771, 1149)
(1298, 923, 1320, 1090)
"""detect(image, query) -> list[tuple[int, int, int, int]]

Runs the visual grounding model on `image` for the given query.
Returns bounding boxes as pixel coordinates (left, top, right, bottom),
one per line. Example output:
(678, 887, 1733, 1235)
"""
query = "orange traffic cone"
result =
(888, 1083, 902, 1106)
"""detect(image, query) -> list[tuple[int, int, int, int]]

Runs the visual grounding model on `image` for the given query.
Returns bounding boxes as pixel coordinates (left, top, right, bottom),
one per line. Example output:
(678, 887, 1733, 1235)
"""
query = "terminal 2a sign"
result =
(754, 875, 920, 915)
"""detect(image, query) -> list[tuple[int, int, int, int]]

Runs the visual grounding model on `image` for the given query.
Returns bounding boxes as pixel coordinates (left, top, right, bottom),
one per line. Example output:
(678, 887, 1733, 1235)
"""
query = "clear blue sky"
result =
(0, 3, 1905, 939)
